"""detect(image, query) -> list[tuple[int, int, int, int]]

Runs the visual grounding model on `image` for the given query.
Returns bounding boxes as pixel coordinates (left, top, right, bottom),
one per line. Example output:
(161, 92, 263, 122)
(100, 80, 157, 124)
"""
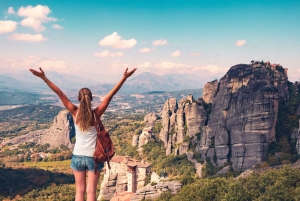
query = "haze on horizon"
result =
(0, 0, 299, 84)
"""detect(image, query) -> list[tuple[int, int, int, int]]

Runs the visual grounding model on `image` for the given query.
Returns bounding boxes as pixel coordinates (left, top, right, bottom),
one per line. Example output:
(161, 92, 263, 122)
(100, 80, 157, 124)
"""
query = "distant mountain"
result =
(1, 71, 203, 94)
(0, 75, 44, 92)
(3, 71, 98, 91)
(118, 72, 203, 93)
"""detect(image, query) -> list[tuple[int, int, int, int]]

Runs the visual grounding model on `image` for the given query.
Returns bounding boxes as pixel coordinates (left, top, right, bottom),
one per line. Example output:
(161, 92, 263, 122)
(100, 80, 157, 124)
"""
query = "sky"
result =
(0, 0, 300, 84)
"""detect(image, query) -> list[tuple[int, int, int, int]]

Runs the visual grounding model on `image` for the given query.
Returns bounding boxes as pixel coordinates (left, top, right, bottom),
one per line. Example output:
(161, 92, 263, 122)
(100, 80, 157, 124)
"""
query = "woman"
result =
(29, 67, 137, 201)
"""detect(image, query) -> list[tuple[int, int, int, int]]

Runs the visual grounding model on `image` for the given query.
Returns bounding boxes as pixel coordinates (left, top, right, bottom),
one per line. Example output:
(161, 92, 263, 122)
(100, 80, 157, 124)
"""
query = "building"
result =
(98, 155, 151, 200)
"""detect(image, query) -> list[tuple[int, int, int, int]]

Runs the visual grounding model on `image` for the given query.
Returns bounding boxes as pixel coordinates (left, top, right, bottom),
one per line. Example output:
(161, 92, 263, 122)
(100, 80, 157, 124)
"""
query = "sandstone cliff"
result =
(4, 110, 75, 149)
(159, 61, 290, 171)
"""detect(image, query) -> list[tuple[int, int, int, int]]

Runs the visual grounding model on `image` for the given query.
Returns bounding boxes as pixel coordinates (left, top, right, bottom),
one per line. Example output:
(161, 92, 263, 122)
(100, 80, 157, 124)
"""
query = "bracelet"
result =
(41, 76, 48, 82)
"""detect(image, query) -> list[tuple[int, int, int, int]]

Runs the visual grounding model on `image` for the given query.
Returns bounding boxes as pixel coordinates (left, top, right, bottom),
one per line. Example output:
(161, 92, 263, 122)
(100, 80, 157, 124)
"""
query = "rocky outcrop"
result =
(133, 112, 158, 148)
(4, 110, 75, 149)
(160, 61, 290, 171)
(98, 173, 119, 200)
(131, 181, 182, 201)
(160, 95, 207, 155)
(144, 112, 159, 126)
(159, 98, 178, 147)
(198, 62, 288, 170)
(294, 119, 300, 154)
(202, 79, 219, 104)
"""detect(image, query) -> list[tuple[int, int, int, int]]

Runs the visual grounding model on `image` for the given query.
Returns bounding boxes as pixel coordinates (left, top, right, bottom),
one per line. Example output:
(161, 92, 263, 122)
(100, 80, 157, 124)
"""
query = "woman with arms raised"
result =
(29, 67, 137, 201)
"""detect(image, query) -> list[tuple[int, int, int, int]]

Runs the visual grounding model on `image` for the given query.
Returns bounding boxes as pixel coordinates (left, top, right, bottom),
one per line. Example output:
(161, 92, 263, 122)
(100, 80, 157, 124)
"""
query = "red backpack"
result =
(93, 111, 115, 173)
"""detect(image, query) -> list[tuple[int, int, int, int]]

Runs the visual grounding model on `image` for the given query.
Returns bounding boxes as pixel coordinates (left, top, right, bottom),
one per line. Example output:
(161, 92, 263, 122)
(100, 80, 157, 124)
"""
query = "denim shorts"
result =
(70, 155, 104, 172)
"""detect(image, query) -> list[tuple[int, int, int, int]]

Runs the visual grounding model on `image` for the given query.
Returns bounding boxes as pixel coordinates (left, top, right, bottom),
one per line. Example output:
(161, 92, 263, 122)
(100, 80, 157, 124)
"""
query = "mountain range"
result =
(0, 71, 204, 94)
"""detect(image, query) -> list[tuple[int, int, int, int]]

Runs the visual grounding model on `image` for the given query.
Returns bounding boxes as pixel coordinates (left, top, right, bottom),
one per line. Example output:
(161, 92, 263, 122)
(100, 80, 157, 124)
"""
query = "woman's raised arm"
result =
(29, 67, 77, 115)
(94, 68, 137, 116)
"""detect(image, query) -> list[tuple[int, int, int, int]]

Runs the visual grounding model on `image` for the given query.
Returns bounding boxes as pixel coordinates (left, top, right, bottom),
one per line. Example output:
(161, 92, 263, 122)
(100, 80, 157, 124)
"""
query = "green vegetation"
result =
(0, 166, 74, 200)
(0, 105, 62, 138)
(160, 165, 300, 201)
(268, 81, 300, 166)
(142, 137, 196, 184)
(0, 91, 41, 105)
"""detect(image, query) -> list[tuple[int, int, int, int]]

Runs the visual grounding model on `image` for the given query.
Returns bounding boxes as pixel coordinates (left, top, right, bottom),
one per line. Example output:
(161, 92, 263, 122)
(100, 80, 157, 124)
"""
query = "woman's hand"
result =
(29, 67, 46, 79)
(123, 68, 137, 79)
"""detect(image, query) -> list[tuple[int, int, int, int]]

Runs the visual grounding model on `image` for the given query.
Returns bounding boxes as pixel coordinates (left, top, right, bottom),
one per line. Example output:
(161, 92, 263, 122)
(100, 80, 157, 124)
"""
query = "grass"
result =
(18, 160, 72, 173)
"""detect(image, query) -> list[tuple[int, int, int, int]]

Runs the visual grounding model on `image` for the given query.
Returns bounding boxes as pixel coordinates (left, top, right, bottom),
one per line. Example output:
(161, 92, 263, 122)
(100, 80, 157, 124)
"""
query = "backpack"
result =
(93, 111, 115, 173)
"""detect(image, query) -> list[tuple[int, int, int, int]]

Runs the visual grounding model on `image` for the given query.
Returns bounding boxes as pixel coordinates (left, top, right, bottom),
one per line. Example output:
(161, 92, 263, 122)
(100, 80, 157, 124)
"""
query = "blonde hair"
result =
(77, 88, 93, 132)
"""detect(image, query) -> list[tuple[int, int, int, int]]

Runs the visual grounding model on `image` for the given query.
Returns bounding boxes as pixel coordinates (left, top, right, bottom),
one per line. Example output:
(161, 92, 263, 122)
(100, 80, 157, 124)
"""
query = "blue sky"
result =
(0, 0, 299, 84)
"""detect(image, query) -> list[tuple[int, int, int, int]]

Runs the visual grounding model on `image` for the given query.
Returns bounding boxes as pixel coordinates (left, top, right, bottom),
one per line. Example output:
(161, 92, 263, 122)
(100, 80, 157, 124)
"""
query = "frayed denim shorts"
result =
(70, 155, 104, 172)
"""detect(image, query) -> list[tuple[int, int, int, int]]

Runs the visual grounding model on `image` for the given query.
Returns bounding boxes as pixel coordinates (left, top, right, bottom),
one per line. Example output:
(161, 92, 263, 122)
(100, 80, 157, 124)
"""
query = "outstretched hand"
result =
(29, 67, 45, 78)
(123, 68, 137, 79)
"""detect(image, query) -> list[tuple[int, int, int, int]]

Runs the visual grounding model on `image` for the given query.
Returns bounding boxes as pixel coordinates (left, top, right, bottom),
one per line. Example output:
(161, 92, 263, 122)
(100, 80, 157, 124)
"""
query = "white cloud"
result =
(99, 32, 137, 49)
(39, 59, 67, 70)
(94, 50, 123, 58)
(152, 39, 168, 46)
(17, 5, 57, 32)
(0, 20, 17, 33)
(21, 17, 45, 32)
(190, 52, 201, 57)
(8, 33, 48, 42)
(7, 7, 15, 14)
(144, 61, 229, 75)
(18, 5, 56, 20)
(199, 65, 228, 74)
(171, 50, 181, 57)
(235, 40, 246, 47)
(6, 55, 65, 70)
(139, 48, 152, 53)
(52, 24, 63, 29)
(137, 62, 152, 68)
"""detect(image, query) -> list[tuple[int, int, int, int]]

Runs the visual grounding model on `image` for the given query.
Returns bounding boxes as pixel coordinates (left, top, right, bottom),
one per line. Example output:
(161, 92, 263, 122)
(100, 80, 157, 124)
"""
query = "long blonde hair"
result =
(77, 88, 93, 132)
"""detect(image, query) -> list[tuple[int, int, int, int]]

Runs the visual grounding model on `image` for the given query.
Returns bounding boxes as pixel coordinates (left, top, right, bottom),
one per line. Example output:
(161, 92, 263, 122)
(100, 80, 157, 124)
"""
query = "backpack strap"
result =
(92, 110, 111, 173)
(93, 110, 105, 132)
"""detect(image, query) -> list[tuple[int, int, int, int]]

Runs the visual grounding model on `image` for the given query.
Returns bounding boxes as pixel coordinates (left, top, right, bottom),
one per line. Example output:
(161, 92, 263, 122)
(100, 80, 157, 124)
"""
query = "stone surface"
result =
(144, 112, 159, 125)
(202, 79, 219, 104)
(159, 61, 290, 171)
(198, 62, 289, 170)
(4, 110, 75, 149)
(132, 135, 139, 146)
(132, 181, 182, 201)
(216, 166, 230, 176)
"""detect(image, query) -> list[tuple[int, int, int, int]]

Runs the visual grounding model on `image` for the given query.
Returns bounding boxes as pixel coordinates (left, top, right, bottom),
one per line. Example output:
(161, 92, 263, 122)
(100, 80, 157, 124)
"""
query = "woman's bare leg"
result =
(73, 170, 86, 201)
(86, 171, 101, 201)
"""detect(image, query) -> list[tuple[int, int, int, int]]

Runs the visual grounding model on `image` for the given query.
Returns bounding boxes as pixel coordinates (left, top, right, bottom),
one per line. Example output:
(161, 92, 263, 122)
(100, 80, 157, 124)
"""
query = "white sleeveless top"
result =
(72, 113, 97, 157)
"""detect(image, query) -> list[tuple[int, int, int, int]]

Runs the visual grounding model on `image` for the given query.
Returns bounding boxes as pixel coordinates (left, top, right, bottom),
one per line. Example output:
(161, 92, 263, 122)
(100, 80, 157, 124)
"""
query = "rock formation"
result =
(202, 79, 219, 104)
(131, 181, 182, 201)
(144, 112, 159, 127)
(159, 61, 290, 171)
(133, 112, 158, 148)
(4, 110, 75, 149)
(160, 95, 207, 155)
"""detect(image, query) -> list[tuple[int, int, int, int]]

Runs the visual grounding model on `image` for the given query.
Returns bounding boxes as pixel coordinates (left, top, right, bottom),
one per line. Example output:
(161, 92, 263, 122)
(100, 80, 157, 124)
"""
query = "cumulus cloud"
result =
(152, 39, 168, 46)
(39, 59, 67, 70)
(171, 50, 181, 57)
(139, 48, 152, 53)
(137, 62, 152, 68)
(99, 32, 137, 49)
(7, 7, 15, 14)
(52, 24, 63, 29)
(136, 61, 229, 75)
(94, 50, 123, 58)
(235, 40, 246, 47)
(8, 33, 48, 42)
(5, 55, 66, 71)
(18, 5, 57, 32)
(190, 52, 201, 57)
(0, 20, 17, 33)
(21, 17, 45, 32)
